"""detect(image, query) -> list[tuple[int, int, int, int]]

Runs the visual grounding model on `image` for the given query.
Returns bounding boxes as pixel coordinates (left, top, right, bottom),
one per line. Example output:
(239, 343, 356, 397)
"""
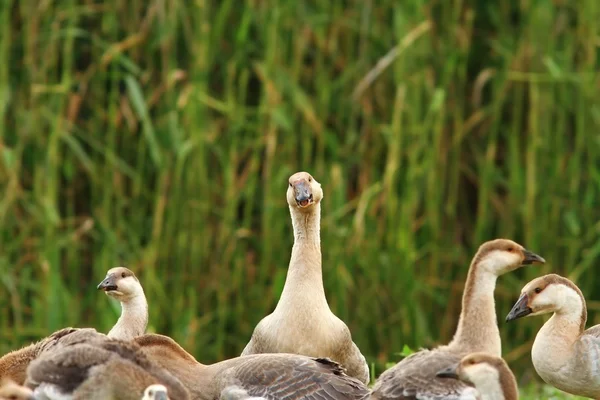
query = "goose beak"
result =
(506, 293, 532, 322)
(155, 392, 168, 400)
(522, 249, 545, 265)
(97, 275, 118, 292)
(436, 364, 459, 379)
(293, 180, 313, 208)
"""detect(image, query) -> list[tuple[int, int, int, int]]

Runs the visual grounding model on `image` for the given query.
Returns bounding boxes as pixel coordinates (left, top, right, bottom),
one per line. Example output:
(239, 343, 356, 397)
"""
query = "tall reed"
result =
(0, 0, 599, 387)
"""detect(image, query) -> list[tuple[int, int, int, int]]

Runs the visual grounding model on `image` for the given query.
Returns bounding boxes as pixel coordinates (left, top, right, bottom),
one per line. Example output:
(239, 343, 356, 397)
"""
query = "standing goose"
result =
(97, 266, 149, 340)
(436, 353, 519, 400)
(26, 339, 189, 400)
(241, 171, 369, 384)
(0, 328, 106, 385)
(506, 274, 600, 399)
(371, 239, 545, 399)
(135, 333, 370, 400)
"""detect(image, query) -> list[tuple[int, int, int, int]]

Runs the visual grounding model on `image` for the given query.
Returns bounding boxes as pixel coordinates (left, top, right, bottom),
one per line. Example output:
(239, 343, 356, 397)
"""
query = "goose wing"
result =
(220, 354, 370, 400)
(371, 349, 477, 400)
(27, 340, 190, 400)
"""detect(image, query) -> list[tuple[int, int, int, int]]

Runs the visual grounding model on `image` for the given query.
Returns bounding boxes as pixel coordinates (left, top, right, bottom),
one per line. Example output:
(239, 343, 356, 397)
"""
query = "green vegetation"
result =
(0, 1, 598, 397)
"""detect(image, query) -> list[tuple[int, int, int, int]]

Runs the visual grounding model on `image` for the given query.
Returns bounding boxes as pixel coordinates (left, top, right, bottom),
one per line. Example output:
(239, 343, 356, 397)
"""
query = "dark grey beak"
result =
(506, 292, 532, 322)
(97, 274, 118, 291)
(436, 364, 459, 379)
(293, 180, 313, 207)
(522, 249, 545, 265)
(155, 391, 168, 400)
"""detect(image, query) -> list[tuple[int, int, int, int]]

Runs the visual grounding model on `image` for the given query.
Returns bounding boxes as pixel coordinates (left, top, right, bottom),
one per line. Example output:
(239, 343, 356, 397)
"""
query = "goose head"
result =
(286, 171, 323, 211)
(506, 274, 585, 322)
(142, 384, 169, 400)
(0, 378, 35, 400)
(474, 239, 545, 276)
(97, 266, 143, 302)
(436, 353, 514, 396)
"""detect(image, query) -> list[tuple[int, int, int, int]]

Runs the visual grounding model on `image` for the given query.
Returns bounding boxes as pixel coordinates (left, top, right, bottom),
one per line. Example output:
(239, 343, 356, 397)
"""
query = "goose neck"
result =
(289, 203, 321, 245)
(109, 293, 148, 339)
(450, 260, 500, 355)
(277, 204, 326, 309)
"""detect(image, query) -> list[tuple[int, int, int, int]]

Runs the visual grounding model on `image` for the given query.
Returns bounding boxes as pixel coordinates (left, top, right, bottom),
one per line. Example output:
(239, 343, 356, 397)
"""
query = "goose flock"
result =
(0, 171, 597, 400)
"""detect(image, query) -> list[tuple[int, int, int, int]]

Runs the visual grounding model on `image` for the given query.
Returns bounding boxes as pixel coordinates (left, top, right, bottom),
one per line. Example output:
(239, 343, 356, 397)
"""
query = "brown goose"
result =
(135, 333, 370, 400)
(506, 274, 600, 399)
(242, 171, 369, 384)
(25, 339, 189, 400)
(0, 328, 106, 385)
(97, 266, 148, 340)
(437, 353, 518, 400)
(370, 239, 544, 399)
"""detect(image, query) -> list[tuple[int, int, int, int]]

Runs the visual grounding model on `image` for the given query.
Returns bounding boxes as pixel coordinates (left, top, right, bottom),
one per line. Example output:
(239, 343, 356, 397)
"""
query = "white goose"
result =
(241, 171, 369, 384)
(371, 239, 545, 399)
(97, 266, 148, 340)
(506, 273, 600, 399)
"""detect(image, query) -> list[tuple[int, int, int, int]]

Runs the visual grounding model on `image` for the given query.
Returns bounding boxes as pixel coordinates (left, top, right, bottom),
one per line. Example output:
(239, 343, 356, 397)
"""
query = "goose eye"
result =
(308, 177, 312, 182)
(507, 247, 514, 252)
(534, 287, 542, 294)
(289, 183, 292, 187)
(121, 273, 126, 278)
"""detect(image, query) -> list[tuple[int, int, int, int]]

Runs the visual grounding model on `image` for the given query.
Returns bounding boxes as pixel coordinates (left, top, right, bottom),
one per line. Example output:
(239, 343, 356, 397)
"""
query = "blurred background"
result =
(1, 1, 599, 397)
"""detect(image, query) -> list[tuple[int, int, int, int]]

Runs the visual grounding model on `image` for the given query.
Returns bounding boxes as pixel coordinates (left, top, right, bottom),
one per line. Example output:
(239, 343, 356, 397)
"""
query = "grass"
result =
(0, 0, 599, 395)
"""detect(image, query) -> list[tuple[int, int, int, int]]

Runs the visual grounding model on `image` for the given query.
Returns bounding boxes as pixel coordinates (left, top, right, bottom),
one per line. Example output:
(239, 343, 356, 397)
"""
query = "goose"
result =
(134, 333, 370, 400)
(25, 339, 190, 400)
(371, 239, 545, 399)
(0, 328, 106, 385)
(97, 266, 148, 340)
(0, 378, 35, 400)
(241, 171, 369, 384)
(436, 353, 519, 400)
(505, 273, 600, 399)
(142, 384, 169, 400)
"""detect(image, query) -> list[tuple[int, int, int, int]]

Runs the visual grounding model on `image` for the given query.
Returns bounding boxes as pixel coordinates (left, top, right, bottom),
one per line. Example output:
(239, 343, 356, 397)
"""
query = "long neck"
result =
(276, 204, 327, 310)
(0, 343, 39, 385)
(538, 289, 586, 350)
(108, 293, 148, 340)
(449, 260, 501, 355)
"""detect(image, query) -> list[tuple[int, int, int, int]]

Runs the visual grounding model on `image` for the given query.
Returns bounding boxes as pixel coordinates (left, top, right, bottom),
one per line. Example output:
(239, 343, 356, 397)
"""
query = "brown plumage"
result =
(0, 328, 105, 385)
(26, 338, 189, 400)
(135, 333, 370, 400)
(371, 239, 544, 400)
(241, 172, 369, 384)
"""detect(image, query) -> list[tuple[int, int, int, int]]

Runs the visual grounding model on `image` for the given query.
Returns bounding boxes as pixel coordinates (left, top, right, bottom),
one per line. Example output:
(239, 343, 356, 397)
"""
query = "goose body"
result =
(371, 239, 544, 399)
(436, 353, 519, 400)
(506, 274, 600, 399)
(26, 339, 189, 400)
(135, 333, 370, 400)
(242, 172, 369, 384)
(0, 328, 106, 385)
(97, 266, 148, 340)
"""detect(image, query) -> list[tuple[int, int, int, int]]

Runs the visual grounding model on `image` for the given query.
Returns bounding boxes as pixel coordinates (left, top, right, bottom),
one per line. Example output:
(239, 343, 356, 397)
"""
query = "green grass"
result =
(1, 0, 599, 393)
